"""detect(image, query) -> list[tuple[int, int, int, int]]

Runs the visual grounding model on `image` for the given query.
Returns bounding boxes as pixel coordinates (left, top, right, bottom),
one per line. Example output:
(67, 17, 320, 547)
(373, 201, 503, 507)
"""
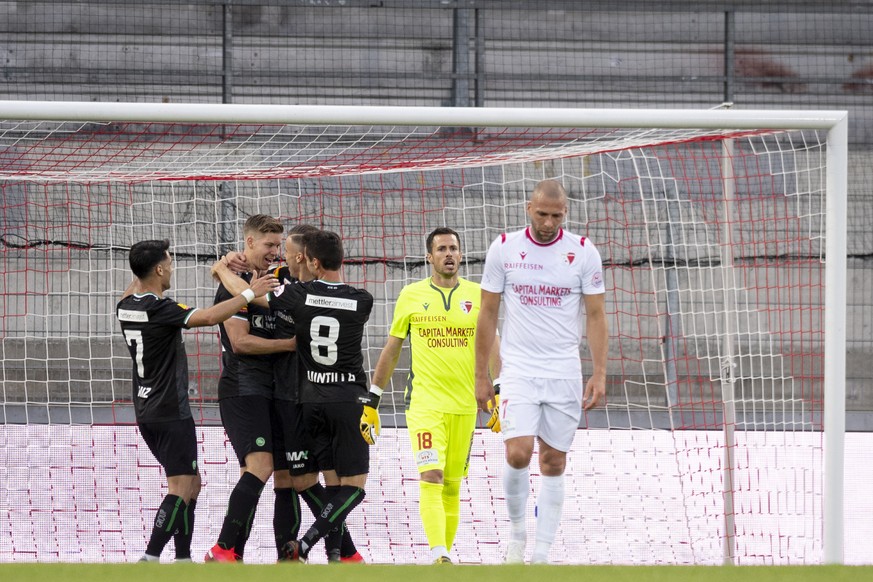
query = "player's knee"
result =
(273, 470, 293, 489)
(505, 445, 533, 469)
(538, 450, 566, 476)
(244, 452, 274, 482)
(504, 436, 534, 469)
(321, 470, 340, 486)
(420, 469, 444, 484)
(190, 474, 203, 499)
(340, 473, 368, 489)
(291, 472, 318, 492)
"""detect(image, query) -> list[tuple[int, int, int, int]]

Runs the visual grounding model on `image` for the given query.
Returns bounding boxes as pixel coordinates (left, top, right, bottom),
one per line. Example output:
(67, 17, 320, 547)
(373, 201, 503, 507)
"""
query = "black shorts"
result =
(219, 395, 274, 466)
(138, 417, 199, 477)
(273, 400, 317, 476)
(301, 400, 369, 478)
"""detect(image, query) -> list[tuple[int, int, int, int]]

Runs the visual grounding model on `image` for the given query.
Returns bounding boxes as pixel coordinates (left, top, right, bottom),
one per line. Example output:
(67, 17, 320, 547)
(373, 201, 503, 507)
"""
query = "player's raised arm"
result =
(223, 250, 250, 274)
(188, 272, 277, 328)
(211, 258, 271, 308)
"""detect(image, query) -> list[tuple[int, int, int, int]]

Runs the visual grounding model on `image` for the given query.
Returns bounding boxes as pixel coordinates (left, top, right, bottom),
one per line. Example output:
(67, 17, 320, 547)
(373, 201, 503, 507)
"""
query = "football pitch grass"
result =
(1, 563, 868, 582)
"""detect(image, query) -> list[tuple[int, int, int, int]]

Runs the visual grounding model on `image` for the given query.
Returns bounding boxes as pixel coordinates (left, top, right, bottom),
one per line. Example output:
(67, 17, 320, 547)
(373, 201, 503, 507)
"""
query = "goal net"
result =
(0, 103, 846, 565)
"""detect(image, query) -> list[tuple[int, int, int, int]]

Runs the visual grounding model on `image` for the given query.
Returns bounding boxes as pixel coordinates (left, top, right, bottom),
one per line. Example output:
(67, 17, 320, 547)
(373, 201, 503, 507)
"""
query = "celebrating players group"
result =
(117, 179, 609, 565)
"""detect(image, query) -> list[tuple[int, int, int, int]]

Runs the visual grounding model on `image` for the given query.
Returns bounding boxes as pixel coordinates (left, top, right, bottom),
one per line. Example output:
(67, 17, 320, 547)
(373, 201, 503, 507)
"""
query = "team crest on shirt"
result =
(459, 300, 473, 314)
(563, 252, 576, 265)
(592, 271, 604, 288)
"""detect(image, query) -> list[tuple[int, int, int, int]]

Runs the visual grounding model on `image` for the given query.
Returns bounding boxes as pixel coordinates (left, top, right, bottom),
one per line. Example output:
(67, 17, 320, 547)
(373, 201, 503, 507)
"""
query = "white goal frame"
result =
(0, 101, 848, 564)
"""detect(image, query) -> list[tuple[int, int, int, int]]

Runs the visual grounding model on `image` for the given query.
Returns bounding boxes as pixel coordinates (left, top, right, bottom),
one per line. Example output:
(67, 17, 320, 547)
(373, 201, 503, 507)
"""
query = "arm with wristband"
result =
(187, 272, 277, 327)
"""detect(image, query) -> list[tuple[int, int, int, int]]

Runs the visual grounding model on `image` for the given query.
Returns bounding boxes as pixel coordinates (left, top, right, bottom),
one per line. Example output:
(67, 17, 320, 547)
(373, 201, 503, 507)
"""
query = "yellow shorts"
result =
(405, 408, 476, 480)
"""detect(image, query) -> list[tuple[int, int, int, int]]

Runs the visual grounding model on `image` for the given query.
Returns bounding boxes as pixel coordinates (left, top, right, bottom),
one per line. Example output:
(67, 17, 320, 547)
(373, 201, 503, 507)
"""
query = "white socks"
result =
(504, 461, 566, 564)
(502, 461, 530, 542)
(532, 474, 565, 564)
(430, 545, 449, 562)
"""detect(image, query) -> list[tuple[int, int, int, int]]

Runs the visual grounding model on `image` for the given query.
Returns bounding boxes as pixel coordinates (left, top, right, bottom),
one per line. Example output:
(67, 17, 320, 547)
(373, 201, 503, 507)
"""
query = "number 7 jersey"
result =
(116, 292, 198, 422)
(268, 279, 374, 403)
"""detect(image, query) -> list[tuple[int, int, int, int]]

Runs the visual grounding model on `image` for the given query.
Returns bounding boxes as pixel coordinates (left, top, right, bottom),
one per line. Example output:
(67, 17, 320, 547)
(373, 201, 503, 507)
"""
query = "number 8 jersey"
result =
(268, 279, 373, 403)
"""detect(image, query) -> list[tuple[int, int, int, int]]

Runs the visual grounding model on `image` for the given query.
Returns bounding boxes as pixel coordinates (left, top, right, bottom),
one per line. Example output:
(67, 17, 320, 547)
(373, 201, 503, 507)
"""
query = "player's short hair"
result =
(532, 179, 568, 201)
(303, 230, 343, 271)
(426, 227, 461, 254)
(243, 214, 284, 237)
(287, 223, 320, 247)
(129, 239, 170, 279)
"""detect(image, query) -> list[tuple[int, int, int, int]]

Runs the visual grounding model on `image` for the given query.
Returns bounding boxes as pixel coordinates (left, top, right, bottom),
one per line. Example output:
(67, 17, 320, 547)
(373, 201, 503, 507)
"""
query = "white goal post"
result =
(0, 101, 846, 565)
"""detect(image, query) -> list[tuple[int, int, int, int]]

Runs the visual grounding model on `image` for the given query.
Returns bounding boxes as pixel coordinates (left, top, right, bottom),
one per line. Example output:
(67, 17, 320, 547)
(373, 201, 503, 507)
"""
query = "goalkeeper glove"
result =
(360, 385, 383, 446)
(486, 382, 501, 433)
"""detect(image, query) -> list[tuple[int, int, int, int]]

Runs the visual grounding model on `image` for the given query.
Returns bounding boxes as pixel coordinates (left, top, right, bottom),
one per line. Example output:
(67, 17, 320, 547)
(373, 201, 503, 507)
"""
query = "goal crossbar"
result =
(0, 100, 847, 130)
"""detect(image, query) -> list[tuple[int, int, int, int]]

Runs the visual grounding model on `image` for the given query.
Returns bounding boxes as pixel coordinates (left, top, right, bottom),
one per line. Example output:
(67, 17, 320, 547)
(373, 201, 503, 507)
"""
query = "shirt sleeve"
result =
(480, 235, 506, 294)
(267, 283, 292, 310)
(361, 290, 375, 319)
(580, 240, 606, 295)
(388, 286, 413, 339)
(152, 298, 198, 328)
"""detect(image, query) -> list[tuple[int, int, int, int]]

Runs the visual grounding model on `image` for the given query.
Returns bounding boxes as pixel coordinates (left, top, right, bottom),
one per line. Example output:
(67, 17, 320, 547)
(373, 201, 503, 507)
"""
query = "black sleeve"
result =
(150, 298, 197, 328)
(268, 282, 302, 313)
(214, 282, 248, 319)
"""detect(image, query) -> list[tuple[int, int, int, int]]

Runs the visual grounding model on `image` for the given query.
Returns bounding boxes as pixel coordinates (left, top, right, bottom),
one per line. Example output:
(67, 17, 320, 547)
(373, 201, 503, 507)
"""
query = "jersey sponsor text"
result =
(305, 294, 358, 311)
(513, 283, 572, 308)
(118, 309, 149, 322)
(416, 326, 475, 338)
(504, 261, 544, 270)
(410, 314, 448, 323)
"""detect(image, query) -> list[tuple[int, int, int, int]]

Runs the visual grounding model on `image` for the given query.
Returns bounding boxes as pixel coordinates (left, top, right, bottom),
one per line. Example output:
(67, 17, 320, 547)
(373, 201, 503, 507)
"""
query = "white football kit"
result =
(481, 226, 605, 450)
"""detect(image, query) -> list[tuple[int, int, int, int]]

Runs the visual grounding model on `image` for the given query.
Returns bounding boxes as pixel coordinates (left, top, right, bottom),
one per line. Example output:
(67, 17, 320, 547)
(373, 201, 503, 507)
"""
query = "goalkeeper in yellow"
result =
(371, 227, 501, 564)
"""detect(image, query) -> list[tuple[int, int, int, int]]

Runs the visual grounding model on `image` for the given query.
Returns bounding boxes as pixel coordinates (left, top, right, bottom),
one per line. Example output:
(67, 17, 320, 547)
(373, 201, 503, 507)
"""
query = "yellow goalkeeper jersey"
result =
(389, 277, 482, 415)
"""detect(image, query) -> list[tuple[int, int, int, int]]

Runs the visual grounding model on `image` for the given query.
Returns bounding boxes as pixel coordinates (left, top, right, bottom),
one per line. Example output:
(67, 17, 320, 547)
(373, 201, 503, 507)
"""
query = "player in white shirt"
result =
(474, 179, 609, 564)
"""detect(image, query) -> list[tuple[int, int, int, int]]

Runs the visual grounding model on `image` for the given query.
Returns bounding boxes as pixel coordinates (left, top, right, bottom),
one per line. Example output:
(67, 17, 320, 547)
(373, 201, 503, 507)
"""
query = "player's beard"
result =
(532, 227, 559, 244)
(437, 259, 457, 278)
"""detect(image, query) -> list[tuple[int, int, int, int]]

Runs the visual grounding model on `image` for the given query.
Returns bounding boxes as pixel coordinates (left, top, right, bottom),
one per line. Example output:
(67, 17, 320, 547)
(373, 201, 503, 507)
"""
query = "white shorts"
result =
(498, 376, 583, 452)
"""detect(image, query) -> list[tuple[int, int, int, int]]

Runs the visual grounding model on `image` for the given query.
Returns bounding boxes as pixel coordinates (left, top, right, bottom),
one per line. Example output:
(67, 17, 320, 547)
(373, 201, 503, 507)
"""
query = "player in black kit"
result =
(270, 230, 375, 563)
(116, 239, 276, 562)
(206, 214, 296, 563)
(274, 225, 364, 562)
(213, 225, 365, 563)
